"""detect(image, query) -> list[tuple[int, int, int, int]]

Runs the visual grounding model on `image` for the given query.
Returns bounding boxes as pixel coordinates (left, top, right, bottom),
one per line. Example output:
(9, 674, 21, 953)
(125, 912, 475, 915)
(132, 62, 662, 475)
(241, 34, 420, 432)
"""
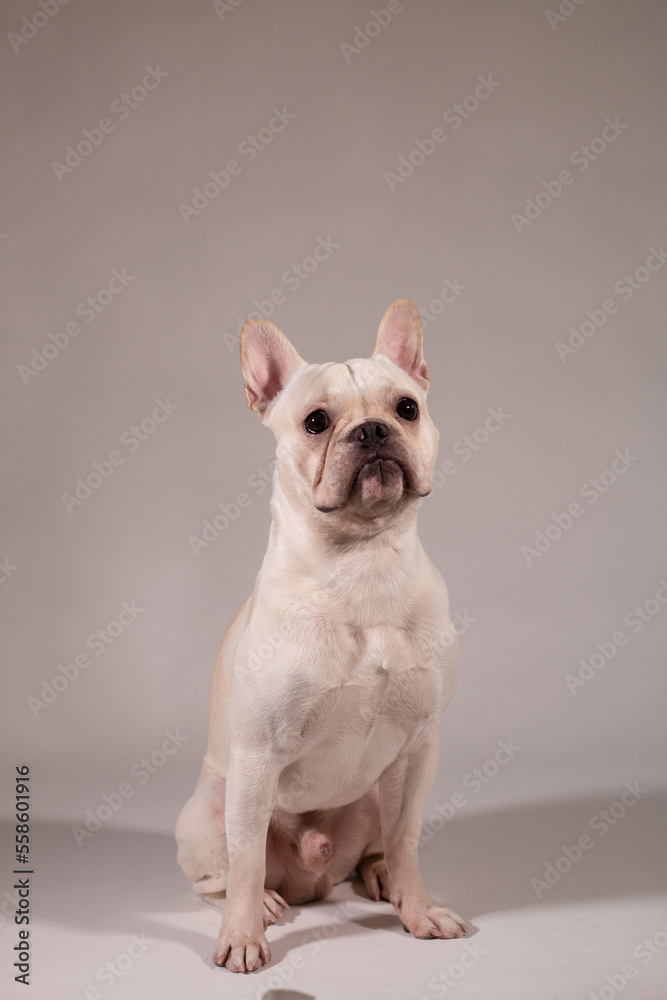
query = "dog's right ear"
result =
(240, 318, 306, 416)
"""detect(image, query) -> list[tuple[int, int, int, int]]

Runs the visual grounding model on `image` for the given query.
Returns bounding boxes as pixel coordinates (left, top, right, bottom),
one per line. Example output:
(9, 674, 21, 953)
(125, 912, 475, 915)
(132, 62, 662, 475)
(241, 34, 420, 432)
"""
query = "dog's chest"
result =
(272, 623, 451, 811)
(316, 620, 446, 723)
(350, 623, 418, 677)
(279, 597, 458, 745)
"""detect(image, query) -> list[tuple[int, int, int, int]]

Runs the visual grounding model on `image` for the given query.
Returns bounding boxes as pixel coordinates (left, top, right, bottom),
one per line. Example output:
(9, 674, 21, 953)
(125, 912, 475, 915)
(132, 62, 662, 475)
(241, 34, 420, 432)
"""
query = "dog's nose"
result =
(350, 420, 391, 448)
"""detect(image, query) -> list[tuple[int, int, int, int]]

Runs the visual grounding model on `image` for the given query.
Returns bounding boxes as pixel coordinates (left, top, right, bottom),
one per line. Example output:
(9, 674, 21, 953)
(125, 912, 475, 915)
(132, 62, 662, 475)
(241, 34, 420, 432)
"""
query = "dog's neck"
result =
(262, 472, 424, 592)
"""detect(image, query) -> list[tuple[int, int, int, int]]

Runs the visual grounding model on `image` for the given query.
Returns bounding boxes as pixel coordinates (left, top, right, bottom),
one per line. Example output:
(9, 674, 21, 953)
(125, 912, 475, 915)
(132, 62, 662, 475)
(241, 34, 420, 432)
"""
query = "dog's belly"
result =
(273, 663, 443, 812)
(276, 724, 403, 811)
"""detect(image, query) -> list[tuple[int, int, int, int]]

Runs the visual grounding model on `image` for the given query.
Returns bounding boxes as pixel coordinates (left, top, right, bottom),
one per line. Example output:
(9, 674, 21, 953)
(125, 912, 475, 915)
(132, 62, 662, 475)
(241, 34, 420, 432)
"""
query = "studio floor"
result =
(3, 788, 666, 1000)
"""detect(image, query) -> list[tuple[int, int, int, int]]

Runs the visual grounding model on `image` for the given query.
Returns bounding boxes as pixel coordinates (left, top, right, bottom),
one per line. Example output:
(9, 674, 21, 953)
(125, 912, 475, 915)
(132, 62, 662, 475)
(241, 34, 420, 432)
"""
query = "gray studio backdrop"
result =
(1, 0, 666, 840)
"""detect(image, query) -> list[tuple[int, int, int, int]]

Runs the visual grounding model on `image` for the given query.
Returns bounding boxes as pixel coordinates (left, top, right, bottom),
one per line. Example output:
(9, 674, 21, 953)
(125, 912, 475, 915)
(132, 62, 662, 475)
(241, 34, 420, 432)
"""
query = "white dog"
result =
(175, 299, 467, 972)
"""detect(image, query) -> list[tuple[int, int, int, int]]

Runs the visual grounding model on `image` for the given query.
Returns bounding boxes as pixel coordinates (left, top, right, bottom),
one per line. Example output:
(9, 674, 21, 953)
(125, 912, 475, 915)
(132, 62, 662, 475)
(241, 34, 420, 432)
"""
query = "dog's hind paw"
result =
(263, 888, 290, 928)
(359, 855, 391, 902)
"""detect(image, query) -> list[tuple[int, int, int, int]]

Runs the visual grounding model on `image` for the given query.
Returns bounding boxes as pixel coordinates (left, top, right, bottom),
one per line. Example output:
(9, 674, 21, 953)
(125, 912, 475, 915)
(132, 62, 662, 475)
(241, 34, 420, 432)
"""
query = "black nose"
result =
(350, 420, 390, 448)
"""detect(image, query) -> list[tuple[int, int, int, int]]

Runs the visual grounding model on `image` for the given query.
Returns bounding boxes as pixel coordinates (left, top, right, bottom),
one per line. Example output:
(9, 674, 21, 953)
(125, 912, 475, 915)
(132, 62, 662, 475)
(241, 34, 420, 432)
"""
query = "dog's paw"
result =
(399, 902, 468, 940)
(263, 888, 290, 928)
(359, 856, 391, 902)
(212, 923, 271, 972)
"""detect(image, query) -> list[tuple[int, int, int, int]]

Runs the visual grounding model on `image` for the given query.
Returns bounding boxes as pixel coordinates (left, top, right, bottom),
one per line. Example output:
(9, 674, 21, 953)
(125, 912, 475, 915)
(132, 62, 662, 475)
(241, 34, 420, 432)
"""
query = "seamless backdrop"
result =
(1, 2, 666, 999)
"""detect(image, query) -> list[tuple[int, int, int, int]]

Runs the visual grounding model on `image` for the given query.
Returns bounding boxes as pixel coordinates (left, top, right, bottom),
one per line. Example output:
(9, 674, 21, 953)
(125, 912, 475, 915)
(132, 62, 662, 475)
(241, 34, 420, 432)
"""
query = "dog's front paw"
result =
(213, 921, 271, 972)
(399, 901, 468, 940)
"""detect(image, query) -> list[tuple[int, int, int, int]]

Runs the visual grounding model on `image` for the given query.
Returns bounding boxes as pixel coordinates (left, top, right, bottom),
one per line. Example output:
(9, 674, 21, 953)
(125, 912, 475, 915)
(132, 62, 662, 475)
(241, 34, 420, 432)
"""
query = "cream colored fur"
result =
(175, 300, 467, 972)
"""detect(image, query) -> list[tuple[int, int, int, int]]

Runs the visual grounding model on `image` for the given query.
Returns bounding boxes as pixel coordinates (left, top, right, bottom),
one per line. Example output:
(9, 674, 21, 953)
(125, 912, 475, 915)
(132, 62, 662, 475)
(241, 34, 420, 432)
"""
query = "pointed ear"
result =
(240, 318, 306, 415)
(373, 299, 429, 390)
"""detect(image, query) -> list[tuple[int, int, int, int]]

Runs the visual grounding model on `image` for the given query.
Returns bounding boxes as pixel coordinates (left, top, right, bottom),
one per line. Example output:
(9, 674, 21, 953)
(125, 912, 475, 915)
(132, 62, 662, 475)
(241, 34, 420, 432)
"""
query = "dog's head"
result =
(240, 299, 439, 527)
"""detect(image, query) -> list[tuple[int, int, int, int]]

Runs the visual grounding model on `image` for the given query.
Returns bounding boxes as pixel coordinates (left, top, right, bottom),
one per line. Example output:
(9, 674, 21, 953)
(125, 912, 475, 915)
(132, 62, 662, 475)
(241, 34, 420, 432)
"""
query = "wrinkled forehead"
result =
(271, 356, 420, 424)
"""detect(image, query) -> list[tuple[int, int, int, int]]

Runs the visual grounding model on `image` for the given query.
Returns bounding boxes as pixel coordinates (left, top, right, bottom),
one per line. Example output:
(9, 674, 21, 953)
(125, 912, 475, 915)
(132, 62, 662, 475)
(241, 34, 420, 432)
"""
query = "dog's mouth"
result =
(316, 450, 429, 513)
(354, 454, 403, 484)
(355, 456, 404, 505)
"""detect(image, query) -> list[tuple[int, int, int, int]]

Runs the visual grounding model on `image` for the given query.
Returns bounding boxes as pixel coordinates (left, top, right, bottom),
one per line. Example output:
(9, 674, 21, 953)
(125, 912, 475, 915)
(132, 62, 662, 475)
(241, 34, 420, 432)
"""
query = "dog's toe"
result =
(262, 888, 290, 927)
(361, 856, 391, 902)
(399, 903, 468, 940)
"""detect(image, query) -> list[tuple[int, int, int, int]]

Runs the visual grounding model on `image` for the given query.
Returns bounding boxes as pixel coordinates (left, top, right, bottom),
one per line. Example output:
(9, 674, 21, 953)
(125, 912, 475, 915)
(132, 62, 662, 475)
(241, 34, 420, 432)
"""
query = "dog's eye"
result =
(396, 397, 419, 421)
(304, 410, 329, 434)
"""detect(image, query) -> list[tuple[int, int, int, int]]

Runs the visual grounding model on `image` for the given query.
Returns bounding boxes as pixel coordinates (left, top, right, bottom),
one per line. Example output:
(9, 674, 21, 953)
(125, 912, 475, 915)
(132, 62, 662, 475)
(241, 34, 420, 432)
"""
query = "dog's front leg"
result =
(379, 733, 468, 940)
(213, 749, 277, 972)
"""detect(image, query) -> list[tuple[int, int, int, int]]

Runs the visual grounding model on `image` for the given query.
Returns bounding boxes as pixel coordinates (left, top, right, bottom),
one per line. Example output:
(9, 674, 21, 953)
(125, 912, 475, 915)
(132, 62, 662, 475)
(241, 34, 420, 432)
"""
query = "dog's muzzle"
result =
(314, 418, 431, 513)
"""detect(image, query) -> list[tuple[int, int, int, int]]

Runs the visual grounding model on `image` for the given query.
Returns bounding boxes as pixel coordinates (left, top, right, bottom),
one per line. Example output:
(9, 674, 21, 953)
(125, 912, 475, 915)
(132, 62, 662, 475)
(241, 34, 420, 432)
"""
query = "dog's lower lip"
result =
(364, 456, 431, 497)
(356, 456, 409, 496)
(316, 458, 403, 513)
(360, 454, 397, 472)
(356, 456, 401, 482)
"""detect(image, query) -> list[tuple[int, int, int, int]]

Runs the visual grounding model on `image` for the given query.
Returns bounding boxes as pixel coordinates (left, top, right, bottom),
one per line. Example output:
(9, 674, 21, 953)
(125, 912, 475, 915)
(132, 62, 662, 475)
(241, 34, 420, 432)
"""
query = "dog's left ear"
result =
(373, 299, 429, 390)
(240, 318, 306, 416)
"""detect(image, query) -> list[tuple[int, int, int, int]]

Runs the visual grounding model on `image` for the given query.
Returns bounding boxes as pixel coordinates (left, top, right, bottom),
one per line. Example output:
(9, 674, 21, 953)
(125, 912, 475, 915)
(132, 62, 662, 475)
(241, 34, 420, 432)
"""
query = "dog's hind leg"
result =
(175, 765, 289, 928)
(176, 767, 229, 895)
(350, 785, 392, 901)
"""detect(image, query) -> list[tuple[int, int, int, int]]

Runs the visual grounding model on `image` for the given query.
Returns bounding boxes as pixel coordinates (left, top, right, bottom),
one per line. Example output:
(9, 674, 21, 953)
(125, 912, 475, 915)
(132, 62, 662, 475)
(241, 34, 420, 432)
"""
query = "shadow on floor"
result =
(7, 790, 665, 965)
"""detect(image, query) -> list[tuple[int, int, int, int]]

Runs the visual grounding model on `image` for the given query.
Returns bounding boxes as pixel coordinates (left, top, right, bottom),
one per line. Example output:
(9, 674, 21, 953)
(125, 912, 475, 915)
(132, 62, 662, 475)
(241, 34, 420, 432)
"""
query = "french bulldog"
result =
(175, 299, 467, 972)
